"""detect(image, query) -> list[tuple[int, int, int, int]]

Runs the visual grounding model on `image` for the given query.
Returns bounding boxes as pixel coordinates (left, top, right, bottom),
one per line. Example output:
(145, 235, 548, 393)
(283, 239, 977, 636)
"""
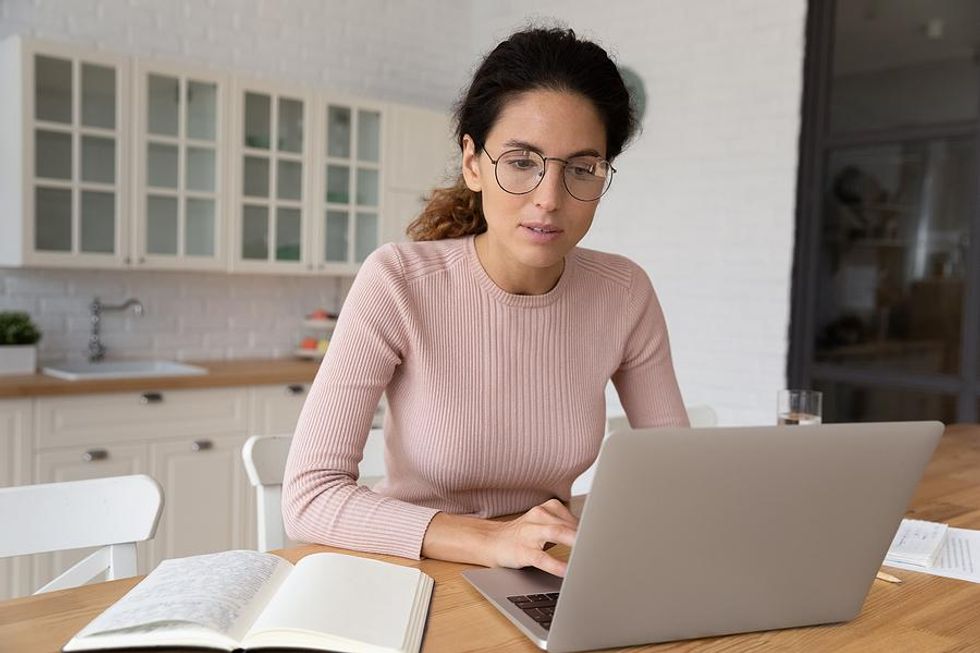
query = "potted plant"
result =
(0, 311, 41, 375)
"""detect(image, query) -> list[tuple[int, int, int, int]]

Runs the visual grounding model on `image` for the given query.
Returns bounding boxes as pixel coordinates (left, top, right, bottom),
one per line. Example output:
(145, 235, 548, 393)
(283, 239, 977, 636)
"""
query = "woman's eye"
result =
(569, 165, 595, 178)
(509, 158, 537, 170)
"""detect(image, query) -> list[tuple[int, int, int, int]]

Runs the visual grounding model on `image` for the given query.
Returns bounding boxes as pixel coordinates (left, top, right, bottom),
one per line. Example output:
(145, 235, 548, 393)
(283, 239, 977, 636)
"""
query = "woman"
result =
(282, 26, 687, 578)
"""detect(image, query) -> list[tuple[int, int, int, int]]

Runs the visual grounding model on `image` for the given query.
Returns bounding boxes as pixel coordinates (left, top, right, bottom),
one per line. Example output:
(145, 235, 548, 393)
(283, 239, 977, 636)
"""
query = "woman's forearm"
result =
(421, 512, 508, 566)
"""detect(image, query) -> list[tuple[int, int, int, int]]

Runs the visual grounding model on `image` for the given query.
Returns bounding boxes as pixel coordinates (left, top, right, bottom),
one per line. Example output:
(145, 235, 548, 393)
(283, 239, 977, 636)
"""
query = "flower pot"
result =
(0, 345, 37, 375)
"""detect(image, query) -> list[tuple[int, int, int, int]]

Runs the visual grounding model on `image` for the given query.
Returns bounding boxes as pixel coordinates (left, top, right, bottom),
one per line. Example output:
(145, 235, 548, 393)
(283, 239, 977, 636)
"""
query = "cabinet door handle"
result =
(140, 392, 164, 404)
(191, 439, 213, 452)
(286, 384, 305, 395)
(82, 449, 109, 462)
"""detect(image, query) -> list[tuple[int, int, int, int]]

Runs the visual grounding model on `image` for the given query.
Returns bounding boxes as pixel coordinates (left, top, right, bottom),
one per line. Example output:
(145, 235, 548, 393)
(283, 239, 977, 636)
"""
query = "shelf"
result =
(302, 319, 338, 329)
(293, 348, 325, 360)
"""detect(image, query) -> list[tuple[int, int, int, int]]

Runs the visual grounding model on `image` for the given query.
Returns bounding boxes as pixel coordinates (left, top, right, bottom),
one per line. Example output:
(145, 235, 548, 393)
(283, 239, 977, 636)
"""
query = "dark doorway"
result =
(790, 0, 980, 423)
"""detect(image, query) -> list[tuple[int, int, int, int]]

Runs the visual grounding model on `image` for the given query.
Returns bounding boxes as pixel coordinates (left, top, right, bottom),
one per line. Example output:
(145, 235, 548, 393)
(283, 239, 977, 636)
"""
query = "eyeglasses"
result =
(481, 146, 616, 202)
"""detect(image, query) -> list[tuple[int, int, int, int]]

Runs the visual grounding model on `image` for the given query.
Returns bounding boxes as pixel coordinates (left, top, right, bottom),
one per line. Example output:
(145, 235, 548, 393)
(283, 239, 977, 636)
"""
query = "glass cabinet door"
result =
(140, 68, 222, 267)
(321, 104, 381, 267)
(31, 51, 123, 261)
(239, 91, 307, 267)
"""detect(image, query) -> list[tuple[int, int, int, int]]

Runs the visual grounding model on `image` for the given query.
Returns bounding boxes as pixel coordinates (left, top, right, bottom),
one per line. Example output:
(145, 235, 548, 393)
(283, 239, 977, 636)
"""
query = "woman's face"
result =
(461, 89, 608, 289)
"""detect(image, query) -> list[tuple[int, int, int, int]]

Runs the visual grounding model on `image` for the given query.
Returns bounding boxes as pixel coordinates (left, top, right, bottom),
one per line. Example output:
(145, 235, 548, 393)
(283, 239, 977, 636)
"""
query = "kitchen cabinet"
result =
(230, 79, 313, 273)
(313, 98, 386, 274)
(0, 400, 33, 600)
(132, 59, 229, 270)
(1, 35, 454, 275)
(147, 434, 253, 563)
(0, 36, 130, 269)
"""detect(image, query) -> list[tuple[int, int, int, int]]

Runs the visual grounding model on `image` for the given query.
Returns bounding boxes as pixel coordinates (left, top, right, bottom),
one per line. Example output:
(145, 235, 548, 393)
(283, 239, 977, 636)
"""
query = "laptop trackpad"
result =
(463, 565, 563, 598)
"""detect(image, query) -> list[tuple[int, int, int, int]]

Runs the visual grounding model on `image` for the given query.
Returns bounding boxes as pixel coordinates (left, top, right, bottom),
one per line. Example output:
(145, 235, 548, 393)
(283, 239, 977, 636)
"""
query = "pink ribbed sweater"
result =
(282, 235, 688, 559)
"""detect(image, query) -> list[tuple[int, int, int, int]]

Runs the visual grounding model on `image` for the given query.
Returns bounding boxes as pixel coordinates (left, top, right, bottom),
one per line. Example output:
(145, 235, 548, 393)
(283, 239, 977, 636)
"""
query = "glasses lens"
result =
(495, 150, 545, 194)
(564, 158, 612, 201)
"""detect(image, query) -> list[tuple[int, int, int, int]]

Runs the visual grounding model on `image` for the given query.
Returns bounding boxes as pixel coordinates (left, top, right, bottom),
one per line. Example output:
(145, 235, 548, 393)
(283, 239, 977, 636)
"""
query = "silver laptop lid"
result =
(546, 421, 943, 653)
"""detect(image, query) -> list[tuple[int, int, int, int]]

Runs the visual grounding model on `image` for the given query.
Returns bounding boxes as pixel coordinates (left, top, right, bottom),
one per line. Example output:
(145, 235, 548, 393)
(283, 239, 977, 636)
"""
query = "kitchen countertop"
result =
(0, 358, 321, 398)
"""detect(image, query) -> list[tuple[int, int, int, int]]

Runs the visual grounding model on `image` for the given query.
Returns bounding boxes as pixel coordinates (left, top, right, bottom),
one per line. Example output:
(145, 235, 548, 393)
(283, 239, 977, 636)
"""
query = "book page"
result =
(244, 553, 423, 651)
(74, 550, 293, 643)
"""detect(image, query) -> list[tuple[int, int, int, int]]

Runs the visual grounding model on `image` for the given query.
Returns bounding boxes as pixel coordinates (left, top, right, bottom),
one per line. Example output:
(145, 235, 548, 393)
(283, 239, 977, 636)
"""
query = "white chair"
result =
(242, 429, 386, 553)
(0, 474, 163, 594)
(606, 404, 718, 433)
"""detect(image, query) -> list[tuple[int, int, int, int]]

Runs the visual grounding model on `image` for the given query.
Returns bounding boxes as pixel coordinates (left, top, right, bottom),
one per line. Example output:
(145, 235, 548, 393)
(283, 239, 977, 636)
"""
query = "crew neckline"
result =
(464, 234, 576, 308)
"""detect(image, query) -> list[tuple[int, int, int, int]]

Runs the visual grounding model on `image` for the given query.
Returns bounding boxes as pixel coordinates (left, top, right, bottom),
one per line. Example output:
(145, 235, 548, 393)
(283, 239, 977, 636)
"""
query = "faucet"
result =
(88, 297, 144, 362)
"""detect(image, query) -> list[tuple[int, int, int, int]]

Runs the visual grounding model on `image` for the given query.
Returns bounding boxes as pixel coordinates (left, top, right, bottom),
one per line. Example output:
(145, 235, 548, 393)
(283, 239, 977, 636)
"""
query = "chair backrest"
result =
(0, 474, 163, 594)
(242, 429, 386, 552)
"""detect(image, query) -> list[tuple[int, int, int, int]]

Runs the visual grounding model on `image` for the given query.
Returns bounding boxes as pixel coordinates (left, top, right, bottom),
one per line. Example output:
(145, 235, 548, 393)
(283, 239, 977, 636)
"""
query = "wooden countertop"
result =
(0, 358, 321, 398)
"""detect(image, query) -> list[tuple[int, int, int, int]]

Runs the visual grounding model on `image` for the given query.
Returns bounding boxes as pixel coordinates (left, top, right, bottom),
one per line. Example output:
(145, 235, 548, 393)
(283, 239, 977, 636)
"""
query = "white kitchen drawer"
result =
(249, 383, 310, 436)
(36, 387, 249, 449)
(248, 384, 385, 436)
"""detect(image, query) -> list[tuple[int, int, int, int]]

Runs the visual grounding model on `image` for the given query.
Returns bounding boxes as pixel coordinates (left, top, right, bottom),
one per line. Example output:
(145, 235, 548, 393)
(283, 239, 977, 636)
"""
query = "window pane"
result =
(147, 74, 179, 136)
(830, 1, 980, 133)
(35, 130, 72, 180)
(244, 92, 271, 149)
(277, 159, 302, 200)
(278, 98, 303, 153)
(275, 207, 301, 261)
(35, 55, 72, 124)
(815, 380, 957, 423)
(355, 212, 377, 263)
(356, 168, 379, 206)
(357, 110, 380, 162)
(326, 165, 350, 203)
(327, 106, 351, 158)
(185, 198, 215, 257)
(325, 210, 348, 262)
(146, 195, 178, 255)
(243, 156, 269, 197)
(35, 187, 72, 251)
(816, 138, 974, 375)
(147, 142, 179, 188)
(242, 204, 269, 259)
(186, 147, 215, 192)
(186, 80, 217, 141)
(81, 64, 115, 129)
(80, 190, 114, 253)
(81, 136, 115, 184)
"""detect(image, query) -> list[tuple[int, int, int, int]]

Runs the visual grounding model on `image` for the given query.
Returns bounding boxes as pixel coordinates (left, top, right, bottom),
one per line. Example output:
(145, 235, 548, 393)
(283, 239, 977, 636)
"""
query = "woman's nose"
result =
(532, 161, 565, 211)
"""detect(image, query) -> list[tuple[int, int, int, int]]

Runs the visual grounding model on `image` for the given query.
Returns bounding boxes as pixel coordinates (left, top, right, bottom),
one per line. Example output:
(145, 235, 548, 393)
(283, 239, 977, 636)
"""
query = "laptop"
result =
(463, 421, 944, 653)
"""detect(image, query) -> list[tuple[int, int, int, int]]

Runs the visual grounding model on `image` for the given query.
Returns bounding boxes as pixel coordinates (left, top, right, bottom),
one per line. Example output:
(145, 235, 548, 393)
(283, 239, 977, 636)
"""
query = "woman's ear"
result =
(460, 134, 483, 193)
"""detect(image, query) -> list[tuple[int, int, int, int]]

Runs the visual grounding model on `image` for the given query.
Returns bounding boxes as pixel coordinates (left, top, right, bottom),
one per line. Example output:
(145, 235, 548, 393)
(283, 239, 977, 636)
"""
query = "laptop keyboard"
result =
(507, 592, 559, 630)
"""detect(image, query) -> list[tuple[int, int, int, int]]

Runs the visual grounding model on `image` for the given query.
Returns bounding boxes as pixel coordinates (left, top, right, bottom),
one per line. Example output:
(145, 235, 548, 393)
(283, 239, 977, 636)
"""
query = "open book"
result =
(63, 550, 433, 653)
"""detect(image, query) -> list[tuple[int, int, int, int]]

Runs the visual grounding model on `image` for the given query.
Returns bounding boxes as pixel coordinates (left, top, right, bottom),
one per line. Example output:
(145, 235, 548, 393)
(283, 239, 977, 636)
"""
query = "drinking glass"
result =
(777, 389, 822, 425)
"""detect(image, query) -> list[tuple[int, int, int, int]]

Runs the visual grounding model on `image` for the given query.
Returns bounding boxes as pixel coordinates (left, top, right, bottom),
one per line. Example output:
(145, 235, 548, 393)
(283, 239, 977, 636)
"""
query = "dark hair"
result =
(407, 26, 639, 241)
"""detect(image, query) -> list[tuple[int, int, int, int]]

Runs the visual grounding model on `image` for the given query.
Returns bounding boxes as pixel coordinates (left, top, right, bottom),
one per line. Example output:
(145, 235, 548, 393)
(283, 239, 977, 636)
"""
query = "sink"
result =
(42, 360, 208, 381)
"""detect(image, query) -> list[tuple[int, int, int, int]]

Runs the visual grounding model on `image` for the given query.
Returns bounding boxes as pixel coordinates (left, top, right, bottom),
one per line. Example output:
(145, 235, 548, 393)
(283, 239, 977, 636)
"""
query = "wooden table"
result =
(2, 424, 978, 652)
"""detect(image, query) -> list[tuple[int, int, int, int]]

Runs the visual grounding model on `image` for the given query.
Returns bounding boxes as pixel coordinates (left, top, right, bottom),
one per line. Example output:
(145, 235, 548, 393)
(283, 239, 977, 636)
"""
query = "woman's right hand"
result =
(421, 498, 579, 577)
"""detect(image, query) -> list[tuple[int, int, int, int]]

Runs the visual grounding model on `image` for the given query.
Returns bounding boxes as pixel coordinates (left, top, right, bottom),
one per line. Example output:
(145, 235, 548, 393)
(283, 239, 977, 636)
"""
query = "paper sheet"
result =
(883, 527, 980, 583)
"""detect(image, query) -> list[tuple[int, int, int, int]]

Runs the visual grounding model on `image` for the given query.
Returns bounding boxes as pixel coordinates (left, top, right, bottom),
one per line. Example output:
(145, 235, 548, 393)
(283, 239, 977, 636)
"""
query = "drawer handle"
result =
(82, 449, 109, 462)
(286, 384, 305, 395)
(140, 392, 164, 404)
(191, 439, 213, 452)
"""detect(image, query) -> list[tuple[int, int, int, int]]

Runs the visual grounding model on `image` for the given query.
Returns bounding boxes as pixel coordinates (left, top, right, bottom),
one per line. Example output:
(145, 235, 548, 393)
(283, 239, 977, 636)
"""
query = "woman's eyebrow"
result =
(501, 138, 602, 159)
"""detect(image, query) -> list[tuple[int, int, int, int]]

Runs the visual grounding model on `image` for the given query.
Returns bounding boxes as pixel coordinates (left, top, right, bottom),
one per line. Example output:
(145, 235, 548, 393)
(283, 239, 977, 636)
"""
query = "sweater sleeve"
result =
(281, 245, 440, 559)
(611, 263, 690, 428)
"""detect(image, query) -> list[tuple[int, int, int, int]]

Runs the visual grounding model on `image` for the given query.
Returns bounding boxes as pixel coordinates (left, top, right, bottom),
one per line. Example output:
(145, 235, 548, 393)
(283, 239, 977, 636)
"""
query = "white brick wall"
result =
(0, 268, 351, 362)
(470, 1, 808, 425)
(0, 0, 807, 425)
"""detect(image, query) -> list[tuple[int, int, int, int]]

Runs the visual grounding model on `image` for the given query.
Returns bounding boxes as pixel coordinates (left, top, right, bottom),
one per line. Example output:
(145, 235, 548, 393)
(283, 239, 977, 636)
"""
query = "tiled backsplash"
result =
(0, 268, 351, 363)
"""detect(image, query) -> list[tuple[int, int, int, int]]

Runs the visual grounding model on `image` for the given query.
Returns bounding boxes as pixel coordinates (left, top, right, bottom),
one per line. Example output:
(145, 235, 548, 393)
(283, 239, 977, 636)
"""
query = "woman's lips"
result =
(520, 223, 563, 243)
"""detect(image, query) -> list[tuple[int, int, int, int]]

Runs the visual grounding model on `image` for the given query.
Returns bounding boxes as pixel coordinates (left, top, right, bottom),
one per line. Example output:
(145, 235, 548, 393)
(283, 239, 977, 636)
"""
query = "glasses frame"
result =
(481, 146, 616, 202)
